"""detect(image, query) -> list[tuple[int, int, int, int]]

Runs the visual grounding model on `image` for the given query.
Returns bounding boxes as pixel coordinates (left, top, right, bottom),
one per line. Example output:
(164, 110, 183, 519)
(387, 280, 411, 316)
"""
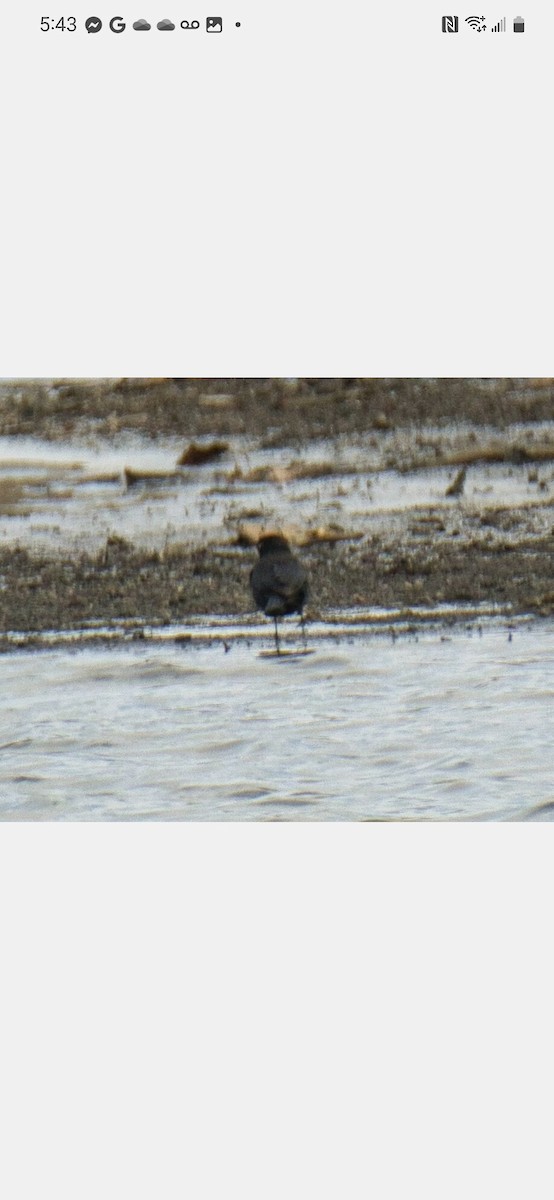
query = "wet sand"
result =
(0, 524, 553, 642)
(1, 378, 553, 639)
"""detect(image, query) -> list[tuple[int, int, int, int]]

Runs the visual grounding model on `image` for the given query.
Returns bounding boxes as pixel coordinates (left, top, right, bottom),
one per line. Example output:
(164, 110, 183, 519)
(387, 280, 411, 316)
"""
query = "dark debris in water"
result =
(177, 441, 229, 466)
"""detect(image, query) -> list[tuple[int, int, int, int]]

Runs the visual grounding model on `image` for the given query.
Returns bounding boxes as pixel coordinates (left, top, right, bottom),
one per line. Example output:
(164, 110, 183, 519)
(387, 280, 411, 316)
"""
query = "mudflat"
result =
(1, 377, 553, 640)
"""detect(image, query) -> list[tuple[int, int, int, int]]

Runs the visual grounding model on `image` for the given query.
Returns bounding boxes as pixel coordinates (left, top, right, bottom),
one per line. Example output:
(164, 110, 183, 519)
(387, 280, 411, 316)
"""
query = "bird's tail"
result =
(264, 594, 285, 616)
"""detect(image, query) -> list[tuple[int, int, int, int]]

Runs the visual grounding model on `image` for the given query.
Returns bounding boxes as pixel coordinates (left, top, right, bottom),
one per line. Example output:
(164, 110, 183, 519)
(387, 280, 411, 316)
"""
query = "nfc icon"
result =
(442, 16, 459, 32)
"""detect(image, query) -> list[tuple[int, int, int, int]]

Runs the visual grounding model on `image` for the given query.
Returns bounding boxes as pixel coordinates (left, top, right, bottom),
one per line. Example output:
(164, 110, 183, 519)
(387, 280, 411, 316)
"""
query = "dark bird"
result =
(250, 535, 309, 654)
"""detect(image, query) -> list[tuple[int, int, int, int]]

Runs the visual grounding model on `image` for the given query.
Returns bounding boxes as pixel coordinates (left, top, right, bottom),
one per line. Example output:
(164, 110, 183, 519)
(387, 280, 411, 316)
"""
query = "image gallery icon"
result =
(206, 17, 223, 32)
(442, 16, 459, 32)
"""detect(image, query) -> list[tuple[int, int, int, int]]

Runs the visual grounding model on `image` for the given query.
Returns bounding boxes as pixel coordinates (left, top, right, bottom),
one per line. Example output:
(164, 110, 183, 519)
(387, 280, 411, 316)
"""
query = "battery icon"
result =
(513, 16, 524, 31)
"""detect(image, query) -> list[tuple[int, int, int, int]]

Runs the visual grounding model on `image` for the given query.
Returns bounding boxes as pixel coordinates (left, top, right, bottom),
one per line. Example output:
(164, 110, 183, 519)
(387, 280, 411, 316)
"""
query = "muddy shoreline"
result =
(1, 524, 553, 640)
(2, 377, 554, 444)
(1, 378, 553, 636)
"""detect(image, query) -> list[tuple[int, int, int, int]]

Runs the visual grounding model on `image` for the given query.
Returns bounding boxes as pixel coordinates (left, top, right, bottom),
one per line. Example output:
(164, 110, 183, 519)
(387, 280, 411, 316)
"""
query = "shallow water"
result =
(1, 425, 553, 553)
(1, 621, 553, 820)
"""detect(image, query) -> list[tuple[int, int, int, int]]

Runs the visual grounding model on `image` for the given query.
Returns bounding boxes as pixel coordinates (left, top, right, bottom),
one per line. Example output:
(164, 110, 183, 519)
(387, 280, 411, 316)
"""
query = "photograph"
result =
(1, 375, 553, 820)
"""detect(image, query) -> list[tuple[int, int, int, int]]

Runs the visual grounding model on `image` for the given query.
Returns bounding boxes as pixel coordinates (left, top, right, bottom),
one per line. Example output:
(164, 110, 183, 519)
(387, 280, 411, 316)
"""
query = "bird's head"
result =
(256, 534, 292, 557)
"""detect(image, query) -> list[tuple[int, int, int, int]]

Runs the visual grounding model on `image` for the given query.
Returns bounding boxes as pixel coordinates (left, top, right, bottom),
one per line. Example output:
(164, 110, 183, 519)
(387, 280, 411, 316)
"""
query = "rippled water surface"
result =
(1, 621, 553, 820)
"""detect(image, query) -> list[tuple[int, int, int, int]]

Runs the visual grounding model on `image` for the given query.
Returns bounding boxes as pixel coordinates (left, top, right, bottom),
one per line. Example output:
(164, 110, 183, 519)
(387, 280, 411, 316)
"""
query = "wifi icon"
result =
(465, 15, 486, 30)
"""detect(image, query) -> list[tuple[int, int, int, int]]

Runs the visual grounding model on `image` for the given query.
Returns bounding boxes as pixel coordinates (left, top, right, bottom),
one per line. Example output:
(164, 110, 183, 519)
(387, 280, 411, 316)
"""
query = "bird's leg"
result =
(274, 617, 281, 655)
(300, 613, 308, 649)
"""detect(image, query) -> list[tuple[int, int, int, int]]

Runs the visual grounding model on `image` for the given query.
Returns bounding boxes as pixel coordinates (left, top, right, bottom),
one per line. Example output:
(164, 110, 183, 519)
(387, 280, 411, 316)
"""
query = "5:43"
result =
(40, 17, 77, 31)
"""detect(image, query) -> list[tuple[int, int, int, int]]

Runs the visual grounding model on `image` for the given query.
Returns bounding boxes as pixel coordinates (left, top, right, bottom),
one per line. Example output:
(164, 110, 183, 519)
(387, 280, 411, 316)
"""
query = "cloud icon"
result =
(157, 19, 175, 30)
(133, 19, 151, 30)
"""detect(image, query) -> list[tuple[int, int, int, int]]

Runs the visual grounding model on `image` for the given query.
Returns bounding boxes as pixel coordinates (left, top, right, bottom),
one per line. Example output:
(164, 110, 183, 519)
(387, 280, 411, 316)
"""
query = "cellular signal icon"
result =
(491, 16, 506, 30)
(465, 15, 486, 30)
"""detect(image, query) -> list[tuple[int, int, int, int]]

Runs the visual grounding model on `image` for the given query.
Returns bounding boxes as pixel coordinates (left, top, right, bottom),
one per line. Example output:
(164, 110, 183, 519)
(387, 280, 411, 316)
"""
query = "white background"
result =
(1, 4, 553, 1198)
(0, 3, 552, 375)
